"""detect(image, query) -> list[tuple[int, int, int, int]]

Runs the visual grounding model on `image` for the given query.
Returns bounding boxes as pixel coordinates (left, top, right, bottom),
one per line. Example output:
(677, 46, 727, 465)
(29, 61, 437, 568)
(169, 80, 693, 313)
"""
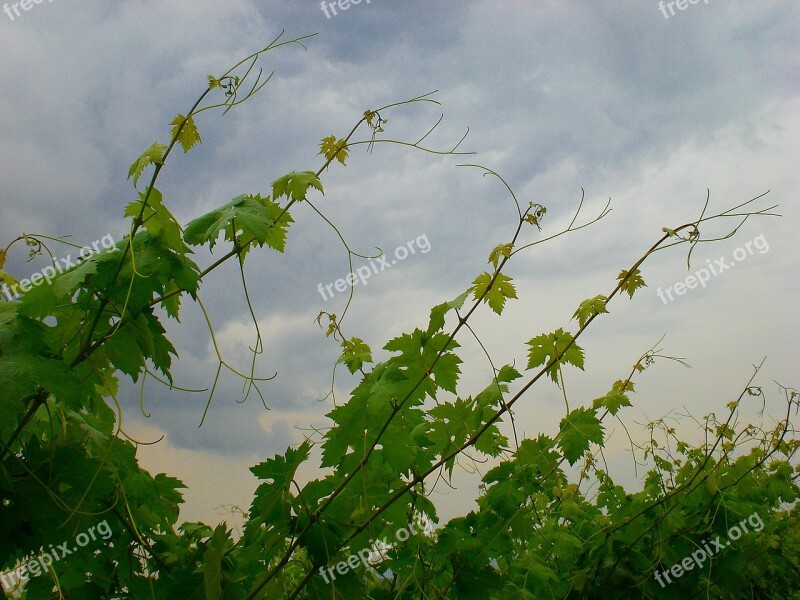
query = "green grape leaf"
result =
(515, 435, 560, 474)
(429, 398, 477, 475)
(497, 364, 522, 384)
(101, 323, 146, 381)
(377, 421, 421, 472)
(384, 329, 461, 397)
(617, 267, 646, 299)
(251, 440, 311, 483)
(592, 389, 632, 416)
(487, 243, 513, 268)
(124, 187, 186, 252)
(612, 379, 634, 393)
(338, 337, 372, 374)
(101, 310, 177, 382)
(169, 113, 202, 153)
(183, 194, 293, 254)
(474, 423, 509, 457)
(448, 289, 471, 310)
(472, 272, 517, 315)
(250, 442, 312, 524)
(203, 524, 228, 600)
(319, 135, 349, 165)
(427, 289, 471, 335)
(558, 407, 604, 465)
(526, 328, 585, 383)
(52, 254, 101, 298)
(475, 364, 522, 409)
(128, 142, 167, 188)
(431, 352, 462, 394)
(451, 552, 505, 599)
(0, 350, 85, 405)
(272, 170, 324, 202)
(161, 280, 183, 321)
(0, 268, 17, 289)
(0, 302, 17, 326)
(427, 302, 449, 335)
(573, 295, 608, 328)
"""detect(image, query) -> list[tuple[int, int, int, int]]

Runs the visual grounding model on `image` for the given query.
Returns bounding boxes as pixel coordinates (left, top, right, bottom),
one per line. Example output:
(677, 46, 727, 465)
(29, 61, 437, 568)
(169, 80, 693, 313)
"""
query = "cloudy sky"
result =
(1, 1, 798, 531)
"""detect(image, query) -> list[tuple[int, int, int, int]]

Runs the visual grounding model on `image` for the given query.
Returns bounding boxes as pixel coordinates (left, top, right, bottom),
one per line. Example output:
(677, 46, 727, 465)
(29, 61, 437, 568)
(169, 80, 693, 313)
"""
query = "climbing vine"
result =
(1, 34, 798, 599)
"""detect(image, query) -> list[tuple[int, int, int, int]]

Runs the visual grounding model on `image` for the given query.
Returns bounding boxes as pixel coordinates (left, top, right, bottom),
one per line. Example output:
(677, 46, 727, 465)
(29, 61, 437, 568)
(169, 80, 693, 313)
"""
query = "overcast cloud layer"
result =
(1, 0, 798, 528)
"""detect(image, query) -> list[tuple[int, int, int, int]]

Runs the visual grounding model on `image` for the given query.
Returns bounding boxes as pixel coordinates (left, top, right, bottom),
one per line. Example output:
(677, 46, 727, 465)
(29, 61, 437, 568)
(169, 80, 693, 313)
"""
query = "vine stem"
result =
(277, 196, 778, 599)
(252, 182, 619, 598)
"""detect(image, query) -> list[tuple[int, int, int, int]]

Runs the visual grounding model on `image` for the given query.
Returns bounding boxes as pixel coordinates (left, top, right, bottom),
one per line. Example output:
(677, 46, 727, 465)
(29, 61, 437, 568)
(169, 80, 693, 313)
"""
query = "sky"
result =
(1, 0, 798, 532)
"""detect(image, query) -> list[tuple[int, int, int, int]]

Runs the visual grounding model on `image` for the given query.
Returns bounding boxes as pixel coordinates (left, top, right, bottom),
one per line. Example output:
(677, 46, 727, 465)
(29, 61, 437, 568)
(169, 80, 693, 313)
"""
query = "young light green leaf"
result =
(472, 272, 517, 315)
(573, 295, 608, 328)
(592, 389, 632, 416)
(338, 337, 372, 374)
(525, 203, 547, 230)
(497, 364, 522, 383)
(427, 303, 449, 335)
(487, 243, 513, 268)
(124, 187, 186, 251)
(128, 142, 167, 188)
(617, 267, 646, 299)
(319, 135, 349, 165)
(526, 328, 585, 384)
(169, 114, 202, 153)
(612, 379, 634, 393)
(364, 110, 377, 127)
(474, 364, 522, 409)
(271, 170, 324, 202)
(183, 194, 293, 254)
(446, 290, 469, 311)
(0, 268, 17, 289)
(427, 289, 471, 335)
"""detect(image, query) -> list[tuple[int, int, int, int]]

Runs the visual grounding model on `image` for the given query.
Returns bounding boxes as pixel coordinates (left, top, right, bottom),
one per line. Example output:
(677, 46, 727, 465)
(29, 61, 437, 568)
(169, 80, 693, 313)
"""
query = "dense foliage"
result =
(1, 35, 798, 599)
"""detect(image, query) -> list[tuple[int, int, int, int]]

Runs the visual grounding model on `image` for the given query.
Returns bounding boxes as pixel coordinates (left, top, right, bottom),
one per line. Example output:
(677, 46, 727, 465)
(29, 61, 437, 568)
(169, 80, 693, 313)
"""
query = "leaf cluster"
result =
(1, 41, 796, 600)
